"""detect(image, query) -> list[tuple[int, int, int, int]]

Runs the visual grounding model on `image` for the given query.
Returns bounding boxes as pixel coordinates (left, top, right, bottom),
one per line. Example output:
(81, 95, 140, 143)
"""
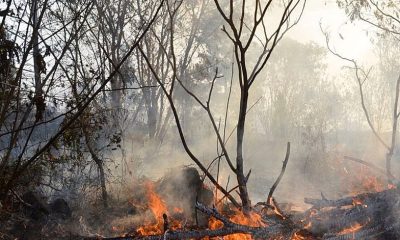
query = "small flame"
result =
(337, 222, 363, 237)
(111, 225, 125, 232)
(208, 216, 224, 230)
(173, 207, 184, 214)
(361, 176, 384, 192)
(352, 198, 363, 206)
(343, 165, 386, 194)
(208, 208, 265, 240)
(291, 231, 307, 240)
(303, 221, 312, 230)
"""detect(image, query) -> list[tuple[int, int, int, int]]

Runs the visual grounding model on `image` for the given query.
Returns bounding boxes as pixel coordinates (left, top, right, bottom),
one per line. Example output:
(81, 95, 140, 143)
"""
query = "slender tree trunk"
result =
(73, 15, 108, 207)
(143, 88, 157, 139)
(90, 148, 108, 208)
(236, 88, 251, 210)
(110, 41, 122, 109)
(387, 75, 400, 183)
(85, 134, 108, 208)
(386, 151, 394, 184)
(147, 105, 157, 139)
(32, 0, 44, 121)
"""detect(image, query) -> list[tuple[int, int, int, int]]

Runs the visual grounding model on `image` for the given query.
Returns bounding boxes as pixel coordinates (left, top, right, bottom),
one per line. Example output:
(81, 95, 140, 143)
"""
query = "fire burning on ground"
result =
(208, 207, 266, 240)
(126, 181, 267, 239)
(100, 162, 400, 240)
(3, 166, 399, 240)
(135, 182, 183, 236)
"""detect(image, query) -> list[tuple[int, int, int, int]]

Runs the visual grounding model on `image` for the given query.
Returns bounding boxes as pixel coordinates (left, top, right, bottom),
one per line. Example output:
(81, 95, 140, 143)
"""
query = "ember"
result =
(337, 222, 364, 237)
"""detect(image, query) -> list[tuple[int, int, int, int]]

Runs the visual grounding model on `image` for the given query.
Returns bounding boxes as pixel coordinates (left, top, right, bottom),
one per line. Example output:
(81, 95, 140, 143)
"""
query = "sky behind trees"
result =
(290, 1, 375, 67)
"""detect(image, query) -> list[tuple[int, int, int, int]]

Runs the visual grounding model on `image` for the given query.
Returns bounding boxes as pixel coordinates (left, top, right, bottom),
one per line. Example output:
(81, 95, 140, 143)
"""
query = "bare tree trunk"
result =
(387, 75, 400, 183)
(143, 88, 157, 139)
(110, 49, 122, 109)
(148, 104, 157, 139)
(86, 138, 108, 208)
(32, 0, 44, 121)
(72, 8, 108, 207)
(236, 89, 251, 210)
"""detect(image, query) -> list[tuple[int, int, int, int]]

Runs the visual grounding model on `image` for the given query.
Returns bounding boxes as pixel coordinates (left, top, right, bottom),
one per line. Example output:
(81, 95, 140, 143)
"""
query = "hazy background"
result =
(106, 0, 396, 203)
(105, 0, 398, 206)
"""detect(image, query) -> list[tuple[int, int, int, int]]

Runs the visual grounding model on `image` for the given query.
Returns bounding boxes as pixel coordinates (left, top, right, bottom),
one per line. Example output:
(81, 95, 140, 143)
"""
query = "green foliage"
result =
(337, 0, 400, 37)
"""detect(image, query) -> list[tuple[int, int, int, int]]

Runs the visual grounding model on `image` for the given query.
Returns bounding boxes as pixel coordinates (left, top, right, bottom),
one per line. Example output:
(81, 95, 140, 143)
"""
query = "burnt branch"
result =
(344, 156, 396, 180)
(267, 142, 291, 205)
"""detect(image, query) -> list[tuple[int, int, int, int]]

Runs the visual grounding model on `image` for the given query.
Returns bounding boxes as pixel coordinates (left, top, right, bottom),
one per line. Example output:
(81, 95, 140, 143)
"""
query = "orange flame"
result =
(337, 222, 363, 238)
(352, 198, 363, 206)
(146, 182, 167, 220)
(208, 208, 265, 240)
(291, 231, 307, 240)
(361, 176, 384, 192)
(136, 182, 182, 236)
(340, 164, 387, 194)
(173, 207, 184, 214)
(111, 225, 125, 232)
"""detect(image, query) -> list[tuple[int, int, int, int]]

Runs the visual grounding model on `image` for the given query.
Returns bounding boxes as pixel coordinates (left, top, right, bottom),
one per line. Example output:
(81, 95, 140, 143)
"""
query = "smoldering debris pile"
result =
(300, 187, 400, 239)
